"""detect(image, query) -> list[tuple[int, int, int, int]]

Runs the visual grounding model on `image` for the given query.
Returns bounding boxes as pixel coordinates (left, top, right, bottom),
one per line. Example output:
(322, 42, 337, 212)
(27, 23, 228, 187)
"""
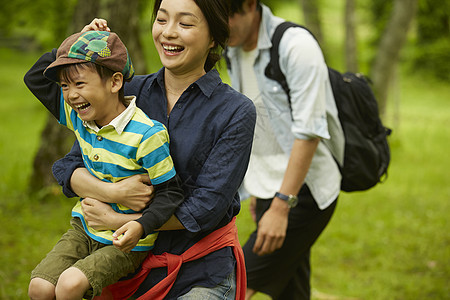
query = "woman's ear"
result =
(110, 72, 124, 93)
(209, 39, 215, 50)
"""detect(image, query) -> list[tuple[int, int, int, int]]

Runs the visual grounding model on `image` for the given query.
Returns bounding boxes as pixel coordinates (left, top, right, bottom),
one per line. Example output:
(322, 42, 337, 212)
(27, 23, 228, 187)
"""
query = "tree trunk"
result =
(371, 0, 418, 116)
(299, 0, 324, 46)
(30, 114, 74, 192)
(345, 0, 358, 72)
(30, 0, 146, 192)
(68, 0, 102, 34)
(98, 0, 147, 74)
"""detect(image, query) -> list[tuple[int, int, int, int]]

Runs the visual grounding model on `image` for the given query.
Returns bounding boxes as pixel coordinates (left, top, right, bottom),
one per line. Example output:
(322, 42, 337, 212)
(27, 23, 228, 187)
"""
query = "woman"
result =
(26, 0, 256, 298)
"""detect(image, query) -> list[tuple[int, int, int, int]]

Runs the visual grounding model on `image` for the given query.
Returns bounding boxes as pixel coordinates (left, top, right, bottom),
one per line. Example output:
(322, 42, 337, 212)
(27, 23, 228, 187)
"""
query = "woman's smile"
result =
(162, 43, 185, 54)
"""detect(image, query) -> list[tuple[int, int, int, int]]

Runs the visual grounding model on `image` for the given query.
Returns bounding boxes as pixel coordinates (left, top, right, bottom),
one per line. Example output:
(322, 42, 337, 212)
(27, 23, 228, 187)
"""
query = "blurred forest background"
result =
(0, 0, 449, 299)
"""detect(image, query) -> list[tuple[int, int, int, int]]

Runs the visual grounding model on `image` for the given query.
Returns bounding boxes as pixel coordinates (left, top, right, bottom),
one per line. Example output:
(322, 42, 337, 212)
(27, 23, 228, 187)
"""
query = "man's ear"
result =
(110, 72, 124, 93)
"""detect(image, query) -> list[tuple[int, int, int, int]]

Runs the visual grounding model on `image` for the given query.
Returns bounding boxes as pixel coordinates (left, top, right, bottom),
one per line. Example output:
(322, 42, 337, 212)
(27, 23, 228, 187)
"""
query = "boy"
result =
(25, 30, 184, 299)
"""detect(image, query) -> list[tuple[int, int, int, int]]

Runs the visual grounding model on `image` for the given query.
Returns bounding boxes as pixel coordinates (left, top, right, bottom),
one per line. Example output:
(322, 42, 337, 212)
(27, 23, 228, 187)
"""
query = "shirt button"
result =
(93, 154, 99, 161)
(177, 104, 182, 109)
(97, 136, 103, 141)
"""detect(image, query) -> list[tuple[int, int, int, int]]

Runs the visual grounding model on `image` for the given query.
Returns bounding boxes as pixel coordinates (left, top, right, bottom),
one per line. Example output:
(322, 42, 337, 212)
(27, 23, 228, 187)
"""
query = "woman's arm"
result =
(82, 198, 185, 232)
(71, 168, 154, 212)
(52, 141, 154, 211)
(134, 175, 184, 236)
(174, 97, 257, 233)
(81, 198, 142, 231)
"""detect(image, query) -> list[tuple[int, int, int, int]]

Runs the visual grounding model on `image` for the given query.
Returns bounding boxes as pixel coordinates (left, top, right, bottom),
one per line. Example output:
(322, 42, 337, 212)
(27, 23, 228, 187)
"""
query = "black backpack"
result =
(264, 22, 392, 192)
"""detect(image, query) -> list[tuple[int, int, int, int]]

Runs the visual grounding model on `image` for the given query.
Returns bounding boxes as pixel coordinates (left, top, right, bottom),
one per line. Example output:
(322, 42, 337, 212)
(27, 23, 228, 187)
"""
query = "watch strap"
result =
(275, 192, 299, 208)
(274, 192, 289, 201)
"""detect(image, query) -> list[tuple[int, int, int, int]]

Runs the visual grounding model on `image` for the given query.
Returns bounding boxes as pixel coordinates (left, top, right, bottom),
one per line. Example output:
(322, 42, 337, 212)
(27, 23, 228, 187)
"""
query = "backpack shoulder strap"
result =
(265, 22, 313, 103)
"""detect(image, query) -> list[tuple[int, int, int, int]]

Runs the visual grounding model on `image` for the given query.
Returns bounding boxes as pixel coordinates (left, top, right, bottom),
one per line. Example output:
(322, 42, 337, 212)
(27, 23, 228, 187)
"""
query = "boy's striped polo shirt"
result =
(59, 95, 176, 251)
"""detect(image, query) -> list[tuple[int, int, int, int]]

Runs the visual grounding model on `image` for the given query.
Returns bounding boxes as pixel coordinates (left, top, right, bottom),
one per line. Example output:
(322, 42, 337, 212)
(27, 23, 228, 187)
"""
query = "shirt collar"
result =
(153, 67, 220, 99)
(83, 96, 137, 134)
(258, 4, 278, 50)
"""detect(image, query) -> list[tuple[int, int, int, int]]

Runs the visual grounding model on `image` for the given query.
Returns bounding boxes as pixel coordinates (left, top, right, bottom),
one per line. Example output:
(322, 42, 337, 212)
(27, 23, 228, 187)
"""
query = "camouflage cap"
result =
(44, 31, 134, 82)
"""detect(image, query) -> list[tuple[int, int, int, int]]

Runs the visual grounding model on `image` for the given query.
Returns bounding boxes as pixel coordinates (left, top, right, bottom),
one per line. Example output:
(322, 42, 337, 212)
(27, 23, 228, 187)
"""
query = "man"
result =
(226, 1, 345, 299)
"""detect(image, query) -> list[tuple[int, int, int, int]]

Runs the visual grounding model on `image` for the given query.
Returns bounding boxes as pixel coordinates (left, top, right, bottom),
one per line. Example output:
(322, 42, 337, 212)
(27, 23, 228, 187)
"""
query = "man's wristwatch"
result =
(274, 192, 298, 208)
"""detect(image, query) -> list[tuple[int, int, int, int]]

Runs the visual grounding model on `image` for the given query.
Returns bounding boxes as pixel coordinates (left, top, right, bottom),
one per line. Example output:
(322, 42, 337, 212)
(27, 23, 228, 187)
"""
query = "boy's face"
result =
(60, 67, 122, 127)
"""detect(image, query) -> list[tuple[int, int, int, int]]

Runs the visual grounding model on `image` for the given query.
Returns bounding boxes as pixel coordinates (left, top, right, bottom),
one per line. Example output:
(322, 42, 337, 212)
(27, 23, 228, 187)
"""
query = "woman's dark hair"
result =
(152, 0, 230, 72)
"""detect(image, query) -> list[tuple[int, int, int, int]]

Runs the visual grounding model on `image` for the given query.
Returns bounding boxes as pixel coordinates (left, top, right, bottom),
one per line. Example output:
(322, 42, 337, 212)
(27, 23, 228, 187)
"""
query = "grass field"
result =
(0, 36, 449, 300)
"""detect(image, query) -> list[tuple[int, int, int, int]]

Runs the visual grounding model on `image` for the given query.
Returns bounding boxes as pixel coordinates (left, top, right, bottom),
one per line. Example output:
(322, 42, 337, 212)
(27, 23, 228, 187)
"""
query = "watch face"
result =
(288, 195, 298, 207)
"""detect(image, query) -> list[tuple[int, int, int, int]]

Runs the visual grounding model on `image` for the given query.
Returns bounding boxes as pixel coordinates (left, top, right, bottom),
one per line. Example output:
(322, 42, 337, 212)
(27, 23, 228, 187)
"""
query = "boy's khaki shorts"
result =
(31, 217, 148, 299)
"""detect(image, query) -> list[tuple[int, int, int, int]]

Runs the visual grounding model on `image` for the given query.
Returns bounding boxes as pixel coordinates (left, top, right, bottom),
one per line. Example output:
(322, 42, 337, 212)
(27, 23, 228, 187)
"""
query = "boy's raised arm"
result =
(24, 49, 62, 119)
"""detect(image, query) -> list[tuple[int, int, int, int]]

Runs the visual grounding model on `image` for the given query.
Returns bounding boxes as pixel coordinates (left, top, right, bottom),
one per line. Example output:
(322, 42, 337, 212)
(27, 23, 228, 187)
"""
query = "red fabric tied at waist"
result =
(95, 217, 246, 300)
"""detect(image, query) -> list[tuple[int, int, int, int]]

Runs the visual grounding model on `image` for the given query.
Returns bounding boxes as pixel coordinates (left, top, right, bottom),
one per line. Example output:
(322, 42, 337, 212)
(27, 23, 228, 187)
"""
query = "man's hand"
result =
(253, 199, 289, 256)
(113, 221, 145, 253)
(81, 18, 111, 33)
(249, 196, 257, 222)
(112, 174, 154, 211)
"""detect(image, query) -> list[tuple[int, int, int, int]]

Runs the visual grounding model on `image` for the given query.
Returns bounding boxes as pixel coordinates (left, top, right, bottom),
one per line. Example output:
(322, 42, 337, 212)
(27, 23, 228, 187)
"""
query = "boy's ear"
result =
(110, 72, 124, 93)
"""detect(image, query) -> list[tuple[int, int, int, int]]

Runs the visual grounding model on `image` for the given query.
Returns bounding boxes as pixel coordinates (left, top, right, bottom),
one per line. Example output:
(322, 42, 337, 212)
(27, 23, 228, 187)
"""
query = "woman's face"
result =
(152, 0, 214, 75)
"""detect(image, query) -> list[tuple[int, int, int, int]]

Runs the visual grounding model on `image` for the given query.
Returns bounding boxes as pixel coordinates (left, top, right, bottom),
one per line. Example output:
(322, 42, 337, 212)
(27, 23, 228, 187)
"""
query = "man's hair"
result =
(58, 62, 125, 102)
(229, 0, 260, 15)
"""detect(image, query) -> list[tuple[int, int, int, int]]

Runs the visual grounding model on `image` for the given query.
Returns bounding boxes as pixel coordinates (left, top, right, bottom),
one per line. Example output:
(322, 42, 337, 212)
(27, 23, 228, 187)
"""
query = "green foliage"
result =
(0, 48, 73, 298)
(412, 0, 450, 81)
(0, 0, 77, 50)
(0, 49, 47, 197)
(367, 0, 392, 32)
(416, 0, 449, 42)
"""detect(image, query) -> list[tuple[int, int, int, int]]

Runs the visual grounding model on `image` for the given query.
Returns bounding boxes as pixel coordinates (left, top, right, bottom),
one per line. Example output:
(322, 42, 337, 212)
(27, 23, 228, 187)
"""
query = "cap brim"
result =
(43, 56, 87, 82)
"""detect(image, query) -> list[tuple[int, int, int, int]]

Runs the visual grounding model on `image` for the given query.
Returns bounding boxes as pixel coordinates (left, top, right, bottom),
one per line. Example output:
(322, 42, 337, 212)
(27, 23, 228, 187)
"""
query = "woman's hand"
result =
(81, 18, 111, 33)
(112, 174, 154, 211)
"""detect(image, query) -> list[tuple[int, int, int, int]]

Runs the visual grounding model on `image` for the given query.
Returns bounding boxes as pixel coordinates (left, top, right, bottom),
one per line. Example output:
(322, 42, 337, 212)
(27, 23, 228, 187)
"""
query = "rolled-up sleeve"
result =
(52, 140, 84, 198)
(280, 28, 330, 141)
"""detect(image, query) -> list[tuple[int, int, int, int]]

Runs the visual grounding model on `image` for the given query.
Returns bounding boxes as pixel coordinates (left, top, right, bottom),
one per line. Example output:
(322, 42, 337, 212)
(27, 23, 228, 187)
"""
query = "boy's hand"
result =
(81, 18, 111, 33)
(112, 221, 144, 253)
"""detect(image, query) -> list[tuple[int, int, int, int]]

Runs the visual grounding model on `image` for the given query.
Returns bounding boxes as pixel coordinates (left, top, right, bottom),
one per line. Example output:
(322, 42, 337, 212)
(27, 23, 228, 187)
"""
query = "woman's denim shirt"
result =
(226, 4, 345, 209)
